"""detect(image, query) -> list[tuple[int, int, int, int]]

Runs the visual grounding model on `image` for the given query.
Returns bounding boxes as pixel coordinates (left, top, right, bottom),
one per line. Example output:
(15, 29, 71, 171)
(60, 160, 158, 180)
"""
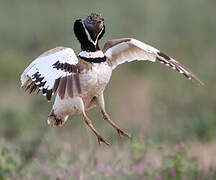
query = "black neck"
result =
(73, 19, 105, 52)
(79, 56, 106, 63)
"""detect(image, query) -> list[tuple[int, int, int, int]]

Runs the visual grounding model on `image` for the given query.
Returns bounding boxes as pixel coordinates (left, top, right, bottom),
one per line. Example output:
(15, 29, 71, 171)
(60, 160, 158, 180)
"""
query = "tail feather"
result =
(48, 110, 67, 127)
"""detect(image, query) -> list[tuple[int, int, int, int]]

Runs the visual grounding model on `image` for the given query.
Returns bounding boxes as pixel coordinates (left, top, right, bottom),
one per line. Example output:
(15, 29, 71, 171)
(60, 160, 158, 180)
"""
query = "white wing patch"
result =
(105, 39, 159, 69)
(21, 47, 81, 101)
(104, 38, 204, 85)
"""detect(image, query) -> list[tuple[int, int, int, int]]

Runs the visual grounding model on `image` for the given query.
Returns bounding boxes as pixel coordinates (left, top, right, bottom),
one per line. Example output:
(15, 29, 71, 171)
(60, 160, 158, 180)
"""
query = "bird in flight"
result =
(20, 13, 203, 145)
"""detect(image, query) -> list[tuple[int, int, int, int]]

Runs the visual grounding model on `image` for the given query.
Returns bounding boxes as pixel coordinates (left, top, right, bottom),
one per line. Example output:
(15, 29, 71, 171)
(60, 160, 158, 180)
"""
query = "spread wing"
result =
(20, 47, 81, 101)
(103, 38, 204, 85)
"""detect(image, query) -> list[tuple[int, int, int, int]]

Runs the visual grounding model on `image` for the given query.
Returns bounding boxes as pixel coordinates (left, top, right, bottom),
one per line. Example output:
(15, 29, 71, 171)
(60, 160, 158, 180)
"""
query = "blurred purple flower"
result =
(115, 164, 121, 172)
(134, 160, 145, 176)
(33, 155, 40, 162)
(88, 171, 94, 180)
(41, 166, 52, 177)
(98, 163, 106, 172)
(71, 164, 75, 172)
(200, 167, 207, 174)
(121, 168, 130, 175)
(145, 158, 152, 166)
(169, 167, 176, 176)
(26, 172, 32, 179)
(71, 164, 80, 177)
(191, 151, 197, 159)
(179, 141, 186, 148)
(98, 163, 113, 175)
(139, 132, 145, 141)
(53, 170, 60, 178)
(156, 173, 162, 180)
(12, 171, 17, 180)
(105, 166, 113, 175)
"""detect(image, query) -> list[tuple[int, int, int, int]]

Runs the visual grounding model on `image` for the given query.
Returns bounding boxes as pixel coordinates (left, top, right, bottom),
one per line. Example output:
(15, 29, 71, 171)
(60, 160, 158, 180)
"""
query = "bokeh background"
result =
(0, 0, 216, 179)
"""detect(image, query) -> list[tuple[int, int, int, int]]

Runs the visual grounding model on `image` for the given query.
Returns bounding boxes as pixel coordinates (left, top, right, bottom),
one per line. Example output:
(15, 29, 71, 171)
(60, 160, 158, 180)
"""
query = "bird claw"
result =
(117, 129, 131, 138)
(97, 136, 110, 146)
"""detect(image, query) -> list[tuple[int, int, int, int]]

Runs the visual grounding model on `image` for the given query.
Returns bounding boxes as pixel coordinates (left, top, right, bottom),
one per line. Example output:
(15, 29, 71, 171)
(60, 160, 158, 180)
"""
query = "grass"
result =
(1, 131, 216, 180)
(0, 96, 216, 180)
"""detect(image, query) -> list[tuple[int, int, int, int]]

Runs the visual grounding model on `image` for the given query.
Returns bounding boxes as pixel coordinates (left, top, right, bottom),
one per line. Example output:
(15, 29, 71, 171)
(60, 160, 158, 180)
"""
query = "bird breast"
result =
(79, 61, 112, 105)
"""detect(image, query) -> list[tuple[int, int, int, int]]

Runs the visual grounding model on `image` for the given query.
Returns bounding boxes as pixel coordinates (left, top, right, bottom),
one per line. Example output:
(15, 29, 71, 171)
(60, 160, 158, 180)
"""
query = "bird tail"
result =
(47, 110, 68, 127)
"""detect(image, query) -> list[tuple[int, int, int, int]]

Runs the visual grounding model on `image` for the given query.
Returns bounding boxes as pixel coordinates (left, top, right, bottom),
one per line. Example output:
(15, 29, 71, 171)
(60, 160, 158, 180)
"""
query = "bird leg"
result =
(101, 109, 131, 138)
(95, 93, 131, 138)
(82, 112, 110, 146)
(77, 96, 109, 145)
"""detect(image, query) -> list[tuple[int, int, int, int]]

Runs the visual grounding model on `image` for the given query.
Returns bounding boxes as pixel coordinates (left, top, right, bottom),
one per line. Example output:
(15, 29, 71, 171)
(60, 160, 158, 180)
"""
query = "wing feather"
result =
(21, 47, 81, 101)
(104, 38, 204, 85)
(67, 75, 74, 98)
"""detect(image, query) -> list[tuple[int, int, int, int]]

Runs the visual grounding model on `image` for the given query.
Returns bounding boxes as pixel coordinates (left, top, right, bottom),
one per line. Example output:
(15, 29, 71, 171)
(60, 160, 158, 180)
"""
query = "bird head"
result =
(82, 13, 104, 39)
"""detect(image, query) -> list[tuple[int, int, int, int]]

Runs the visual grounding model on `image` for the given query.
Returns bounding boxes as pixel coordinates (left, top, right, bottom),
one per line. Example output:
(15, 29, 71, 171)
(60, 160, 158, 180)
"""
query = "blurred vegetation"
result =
(0, 0, 216, 179)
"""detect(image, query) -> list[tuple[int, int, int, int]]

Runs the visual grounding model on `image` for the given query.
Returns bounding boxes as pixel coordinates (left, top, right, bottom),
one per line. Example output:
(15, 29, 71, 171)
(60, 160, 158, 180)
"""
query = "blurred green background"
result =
(0, 0, 215, 179)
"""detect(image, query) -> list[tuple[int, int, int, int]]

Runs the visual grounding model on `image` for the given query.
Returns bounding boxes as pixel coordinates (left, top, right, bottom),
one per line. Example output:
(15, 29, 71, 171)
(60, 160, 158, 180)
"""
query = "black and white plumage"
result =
(20, 13, 203, 145)
(21, 47, 81, 101)
(103, 38, 204, 85)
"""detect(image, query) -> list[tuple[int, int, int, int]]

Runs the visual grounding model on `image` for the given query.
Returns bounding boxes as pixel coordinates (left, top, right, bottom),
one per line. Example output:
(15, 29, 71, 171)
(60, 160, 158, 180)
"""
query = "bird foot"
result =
(97, 135, 110, 146)
(117, 128, 131, 138)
